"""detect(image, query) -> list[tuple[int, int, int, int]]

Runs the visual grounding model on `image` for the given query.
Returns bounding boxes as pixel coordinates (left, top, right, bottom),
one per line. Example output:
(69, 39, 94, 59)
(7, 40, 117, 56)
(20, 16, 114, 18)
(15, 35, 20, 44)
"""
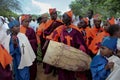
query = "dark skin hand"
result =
(105, 62, 114, 70)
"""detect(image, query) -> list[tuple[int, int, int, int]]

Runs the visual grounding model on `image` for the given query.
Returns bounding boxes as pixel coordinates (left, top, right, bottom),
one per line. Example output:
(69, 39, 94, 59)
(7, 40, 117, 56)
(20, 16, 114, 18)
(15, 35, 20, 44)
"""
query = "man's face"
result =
(87, 10, 93, 18)
(62, 13, 71, 25)
(79, 20, 87, 28)
(12, 25, 20, 34)
(94, 19, 101, 28)
(22, 18, 30, 27)
(50, 12, 57, 20)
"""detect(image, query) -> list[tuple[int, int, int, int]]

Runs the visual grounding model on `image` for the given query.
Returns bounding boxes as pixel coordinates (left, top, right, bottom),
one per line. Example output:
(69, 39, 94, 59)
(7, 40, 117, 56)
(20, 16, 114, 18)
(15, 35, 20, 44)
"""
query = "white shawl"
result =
(2, 33, 36, 69)
(106, 55, 120, 80)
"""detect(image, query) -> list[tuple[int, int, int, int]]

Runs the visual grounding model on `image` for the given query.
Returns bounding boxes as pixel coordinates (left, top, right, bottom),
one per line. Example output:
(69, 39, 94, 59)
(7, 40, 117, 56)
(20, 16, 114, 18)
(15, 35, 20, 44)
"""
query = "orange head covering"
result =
(93, 14, 102, 20)
(108, 17, 115, 25)
(65, 10, 73, 20)
(21, 14, 30, 22)
(49, 8, 56, 15)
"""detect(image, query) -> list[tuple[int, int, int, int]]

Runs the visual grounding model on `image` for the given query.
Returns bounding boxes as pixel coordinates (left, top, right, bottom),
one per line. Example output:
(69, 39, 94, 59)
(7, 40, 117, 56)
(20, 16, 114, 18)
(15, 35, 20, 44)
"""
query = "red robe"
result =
(47, 24, 88, 80)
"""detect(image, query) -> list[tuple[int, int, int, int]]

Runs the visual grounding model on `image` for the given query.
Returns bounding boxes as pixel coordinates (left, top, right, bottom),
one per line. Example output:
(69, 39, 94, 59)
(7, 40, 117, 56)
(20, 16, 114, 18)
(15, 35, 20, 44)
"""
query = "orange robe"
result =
(0, 45, 12, 80)
(79, 27, 91, 46)
(39, 19, 63, 58)
(36, 22, 46, 43)
(87, 26, 104, 46)
(47, 24, 80, 41)
(0, 44, 12, 69)
(89, 31, 109, 54)
(43, 19, 63, 37)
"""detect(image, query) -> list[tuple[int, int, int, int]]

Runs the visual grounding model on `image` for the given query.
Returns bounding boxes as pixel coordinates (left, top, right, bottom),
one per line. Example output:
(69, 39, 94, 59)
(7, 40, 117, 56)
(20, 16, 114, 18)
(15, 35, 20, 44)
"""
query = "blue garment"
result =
(90, 54, 110, 80)
(9, 36, 30, 80)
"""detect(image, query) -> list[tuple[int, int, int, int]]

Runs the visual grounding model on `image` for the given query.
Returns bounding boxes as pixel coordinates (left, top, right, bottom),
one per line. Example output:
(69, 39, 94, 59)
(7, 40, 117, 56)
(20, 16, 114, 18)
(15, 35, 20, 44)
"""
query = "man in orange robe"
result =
(41, 9, 63, 75)
(89, 21, 110, 55)
(88, 14, 104, 46)
(78, 19, 91, 46)
(47, 10, 88, 80)
(41, 8, 63, 58)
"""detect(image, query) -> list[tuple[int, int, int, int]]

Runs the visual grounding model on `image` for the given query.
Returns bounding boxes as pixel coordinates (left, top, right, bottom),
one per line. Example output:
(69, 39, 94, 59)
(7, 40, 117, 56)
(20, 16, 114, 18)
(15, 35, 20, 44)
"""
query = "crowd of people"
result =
(0, 8, 120, 80)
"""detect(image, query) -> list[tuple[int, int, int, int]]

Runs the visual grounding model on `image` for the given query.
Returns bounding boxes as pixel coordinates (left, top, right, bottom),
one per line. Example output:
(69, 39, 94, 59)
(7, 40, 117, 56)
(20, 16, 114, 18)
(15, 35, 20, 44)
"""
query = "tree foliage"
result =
(69, 0, 120, 18)
(0, 0, 22, 17)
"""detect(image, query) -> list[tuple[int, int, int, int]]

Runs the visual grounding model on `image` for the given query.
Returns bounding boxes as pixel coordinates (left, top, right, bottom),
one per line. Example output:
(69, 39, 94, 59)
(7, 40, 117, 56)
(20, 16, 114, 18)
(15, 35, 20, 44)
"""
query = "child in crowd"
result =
(90, 36, 117, 80)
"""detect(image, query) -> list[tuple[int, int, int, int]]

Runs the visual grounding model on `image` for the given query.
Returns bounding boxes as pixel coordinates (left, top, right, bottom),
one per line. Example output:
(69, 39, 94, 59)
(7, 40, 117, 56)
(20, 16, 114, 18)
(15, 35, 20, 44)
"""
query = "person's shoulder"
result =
(56, 25, 64, 30)
(28, 27, 35, 32)
(91, 55, 101, 65)
(46, 19, 52, 23)
(70, 24, 80, 31)
(56, 19, 63, 23)
(93, 55, 101, 59)
(17, 32, 28, 40)
(92, 55, 105, 62)
(18, 32, 26, 36)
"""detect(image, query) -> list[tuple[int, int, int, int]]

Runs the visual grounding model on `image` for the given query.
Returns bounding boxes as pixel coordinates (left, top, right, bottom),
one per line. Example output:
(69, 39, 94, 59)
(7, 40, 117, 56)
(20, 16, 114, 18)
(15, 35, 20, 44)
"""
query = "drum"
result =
(43, 40, 91, 71)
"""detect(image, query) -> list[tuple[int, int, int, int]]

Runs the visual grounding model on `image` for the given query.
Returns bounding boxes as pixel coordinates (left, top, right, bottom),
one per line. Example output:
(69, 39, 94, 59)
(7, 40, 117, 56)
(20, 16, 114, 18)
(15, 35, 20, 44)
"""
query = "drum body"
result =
(43, 40, 91, 71)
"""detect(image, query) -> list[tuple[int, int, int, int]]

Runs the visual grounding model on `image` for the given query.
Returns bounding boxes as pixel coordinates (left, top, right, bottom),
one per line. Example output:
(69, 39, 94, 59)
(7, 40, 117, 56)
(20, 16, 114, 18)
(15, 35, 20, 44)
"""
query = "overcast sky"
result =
(18, 0, 74, 15)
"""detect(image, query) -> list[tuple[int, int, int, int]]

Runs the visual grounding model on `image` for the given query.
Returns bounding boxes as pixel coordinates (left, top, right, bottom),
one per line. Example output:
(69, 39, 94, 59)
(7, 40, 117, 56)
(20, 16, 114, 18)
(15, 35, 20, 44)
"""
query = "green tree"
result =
(69, 0, 120, 18)
(69, 0, 91, 16)
(0, 0, 22, 17)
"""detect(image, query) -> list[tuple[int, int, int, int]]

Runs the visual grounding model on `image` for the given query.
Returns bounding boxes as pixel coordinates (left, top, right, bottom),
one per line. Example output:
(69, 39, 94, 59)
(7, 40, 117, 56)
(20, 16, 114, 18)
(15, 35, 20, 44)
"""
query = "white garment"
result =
(2, 23, 9, 31)
(0, 18, 3, 27)
(117, 38, 120, 50)
(72, 15, 79, 26)
(19, 16, 22, 25)
(106, 55, 120, 80)
(29, 20, 38, 32)
(2, 33, 36, 69)
(86, 17, 94, 28)
(0, 27, 7, 45)
(0, 18, 7, 44)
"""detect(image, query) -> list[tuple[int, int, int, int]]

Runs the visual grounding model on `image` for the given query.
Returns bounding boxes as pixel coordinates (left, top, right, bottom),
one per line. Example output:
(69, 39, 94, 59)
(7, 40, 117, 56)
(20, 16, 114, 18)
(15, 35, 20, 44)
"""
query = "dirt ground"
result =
(36, 63, 58, 80)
